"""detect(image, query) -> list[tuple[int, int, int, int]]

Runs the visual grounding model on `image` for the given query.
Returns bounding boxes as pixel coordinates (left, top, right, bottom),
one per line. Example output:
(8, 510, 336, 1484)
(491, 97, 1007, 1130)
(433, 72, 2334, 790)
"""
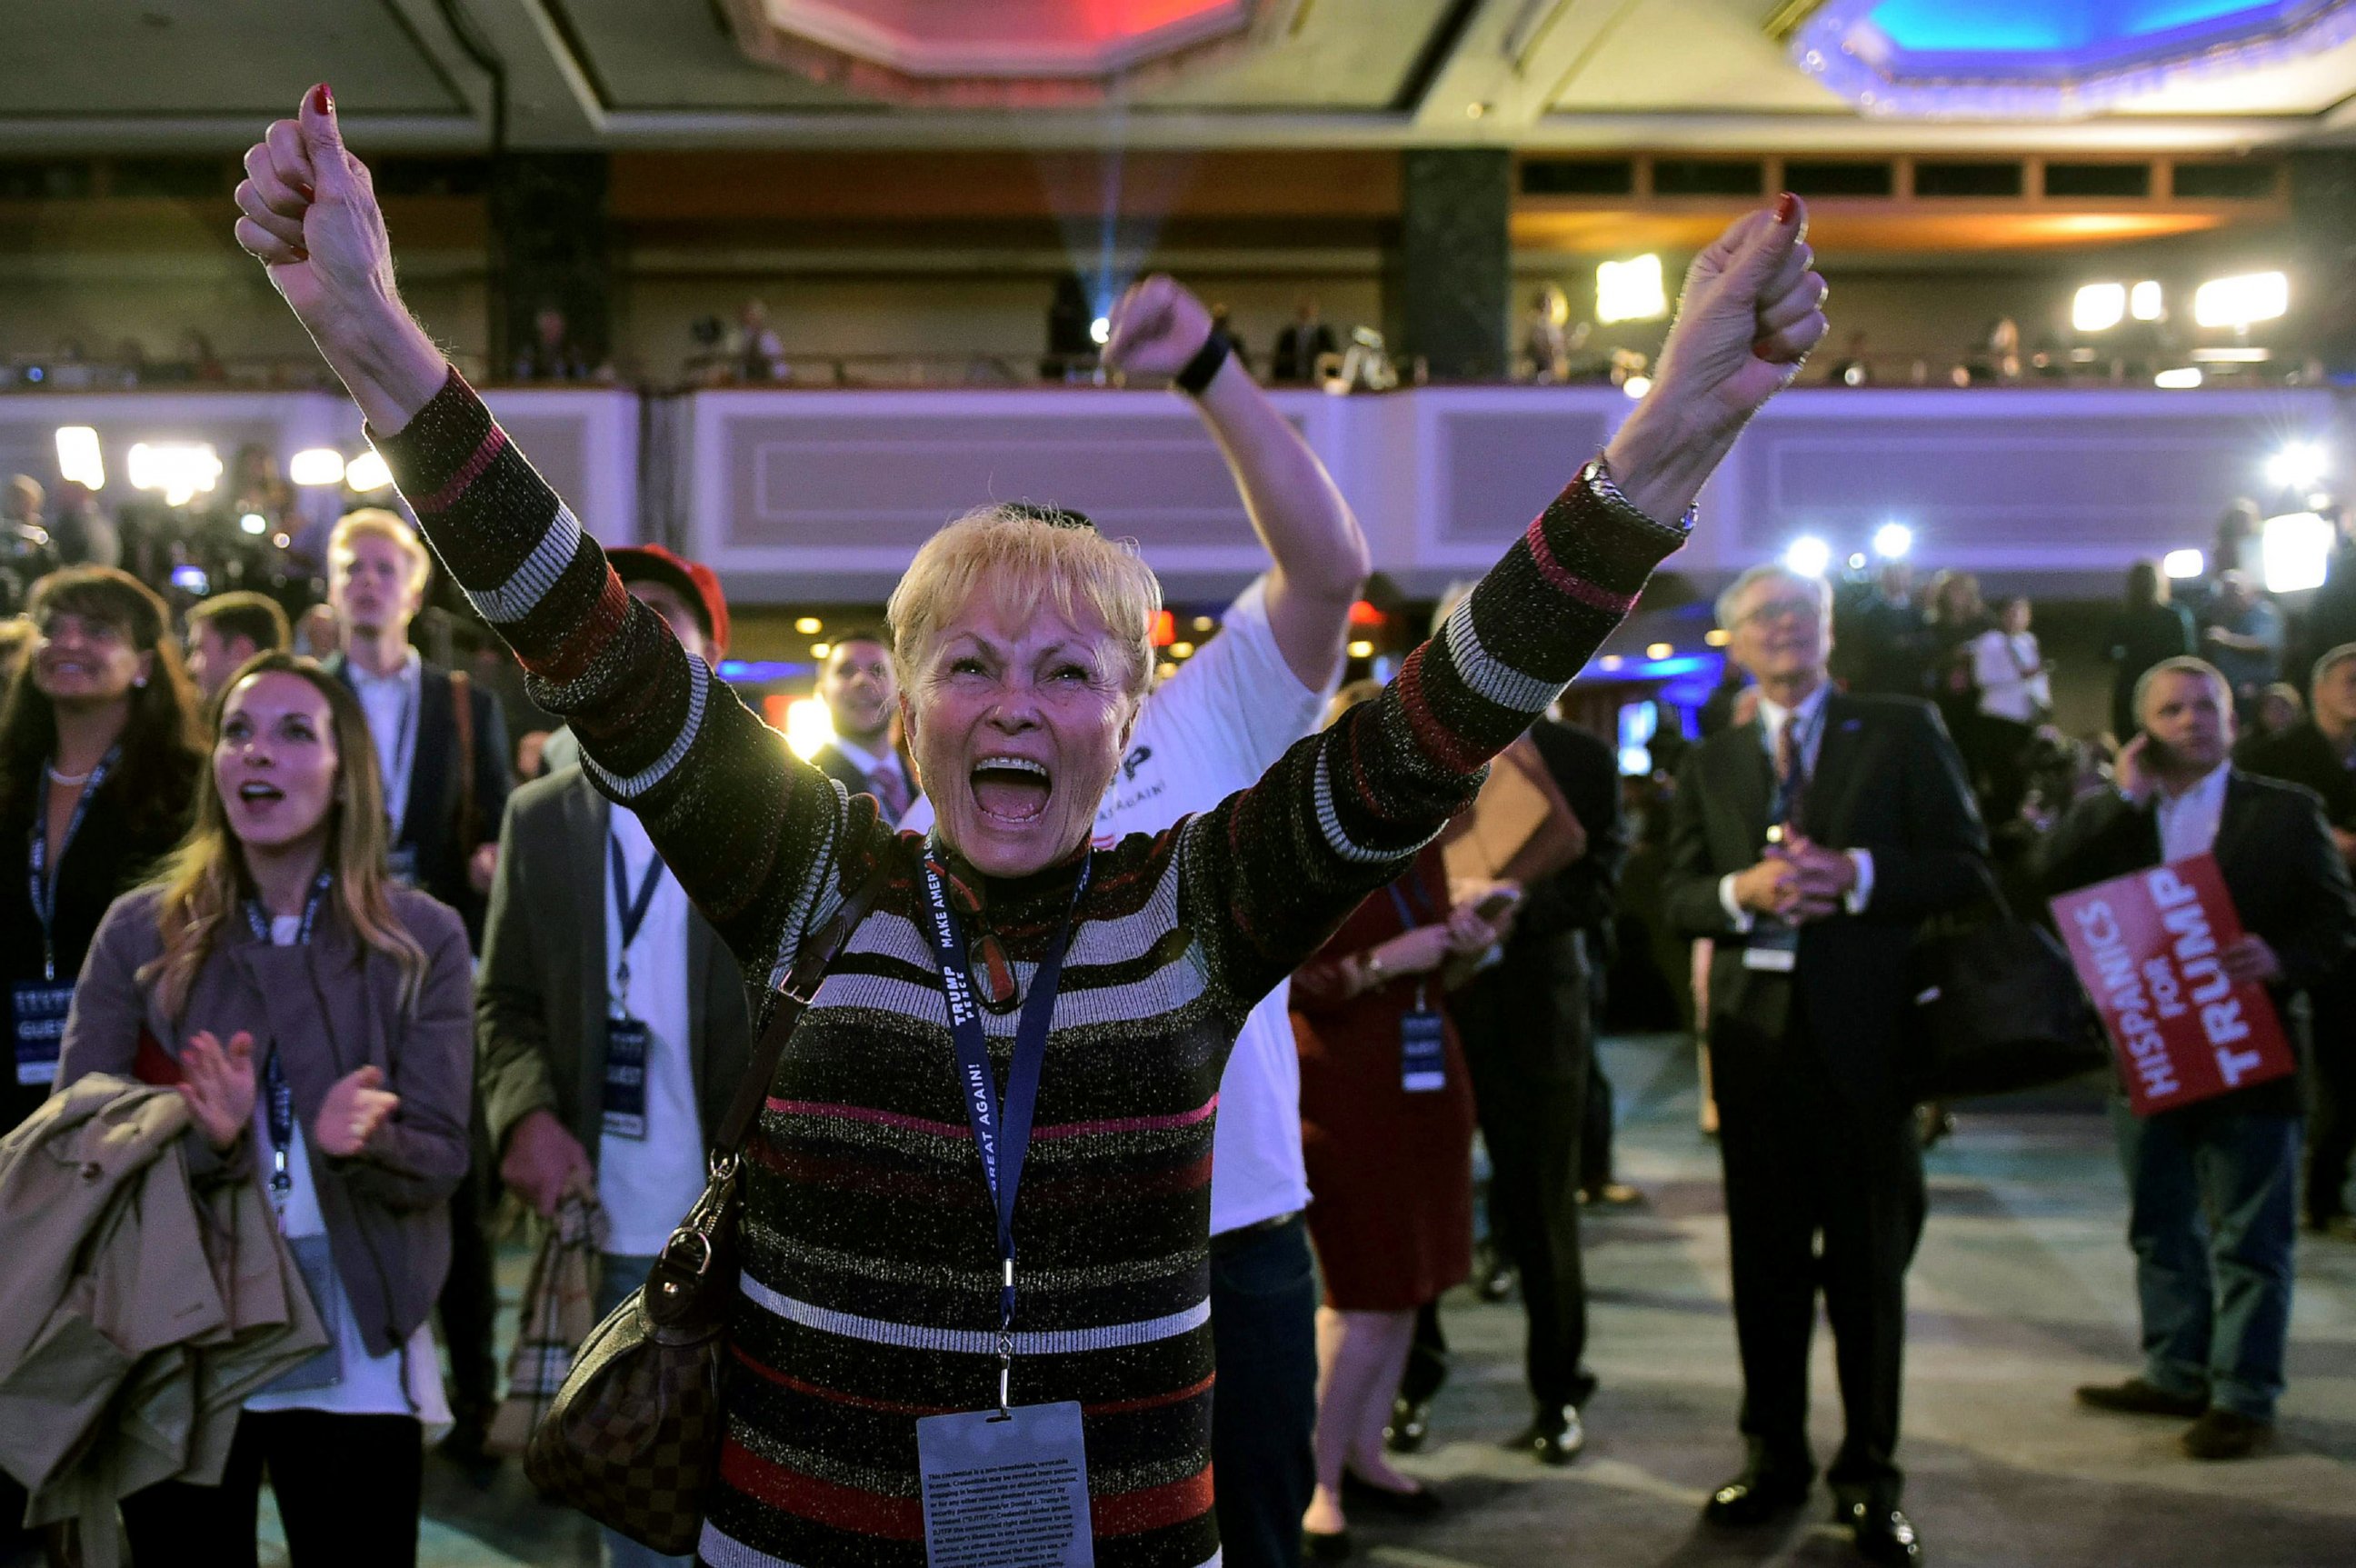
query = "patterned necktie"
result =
(867, 761, 910, 825)
(1772, 714, 1808, 832)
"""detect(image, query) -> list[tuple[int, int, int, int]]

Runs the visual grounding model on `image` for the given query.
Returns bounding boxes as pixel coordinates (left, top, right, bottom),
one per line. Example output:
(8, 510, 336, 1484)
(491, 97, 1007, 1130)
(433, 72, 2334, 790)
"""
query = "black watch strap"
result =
(1173, 331, 1232, 396)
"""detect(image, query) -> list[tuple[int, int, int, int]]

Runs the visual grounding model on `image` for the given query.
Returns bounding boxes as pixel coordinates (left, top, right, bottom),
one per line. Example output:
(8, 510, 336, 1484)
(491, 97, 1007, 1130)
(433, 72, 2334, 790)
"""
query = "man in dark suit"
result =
(2044, 657, 2356, 1459)
(1665, 562, 1988, 1565)
(324, 506, 514, 1470)
(2235, 642, 2356, 1231)
(809, 630, 915, 827)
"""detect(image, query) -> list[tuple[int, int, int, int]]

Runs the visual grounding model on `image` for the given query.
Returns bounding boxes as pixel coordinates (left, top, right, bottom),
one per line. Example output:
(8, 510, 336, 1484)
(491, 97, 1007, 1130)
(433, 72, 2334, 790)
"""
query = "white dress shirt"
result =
(2154, 762, 2231, 863)
(347, 646, 422, 836)
(597, 806, 709, 1258)
(1717, 680, 1876, 931)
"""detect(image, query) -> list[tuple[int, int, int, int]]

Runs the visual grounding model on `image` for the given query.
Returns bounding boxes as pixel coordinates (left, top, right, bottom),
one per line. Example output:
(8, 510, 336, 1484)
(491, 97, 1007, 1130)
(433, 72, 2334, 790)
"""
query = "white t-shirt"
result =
(245, 914, 449, 1421)
(597, 806, 713, 1258)
(901, 577, 1330, 1233)
(1971, 629, 2052, 724)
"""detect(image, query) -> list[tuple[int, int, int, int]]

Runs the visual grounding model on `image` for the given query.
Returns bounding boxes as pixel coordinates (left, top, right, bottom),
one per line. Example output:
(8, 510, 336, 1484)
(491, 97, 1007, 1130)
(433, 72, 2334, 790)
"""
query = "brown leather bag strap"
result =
(714, 849, 893, 1157)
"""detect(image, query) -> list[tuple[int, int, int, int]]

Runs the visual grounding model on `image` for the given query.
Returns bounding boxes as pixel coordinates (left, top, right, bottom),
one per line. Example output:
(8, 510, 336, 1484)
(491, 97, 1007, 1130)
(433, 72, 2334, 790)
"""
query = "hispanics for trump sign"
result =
(2049, 854, 2293, 1116)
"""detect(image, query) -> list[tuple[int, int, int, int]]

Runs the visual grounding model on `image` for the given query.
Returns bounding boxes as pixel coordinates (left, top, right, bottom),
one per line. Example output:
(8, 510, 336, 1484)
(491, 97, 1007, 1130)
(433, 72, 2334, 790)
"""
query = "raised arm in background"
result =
(235, 87, 874, 996)
(1103, 276, 1371, 691)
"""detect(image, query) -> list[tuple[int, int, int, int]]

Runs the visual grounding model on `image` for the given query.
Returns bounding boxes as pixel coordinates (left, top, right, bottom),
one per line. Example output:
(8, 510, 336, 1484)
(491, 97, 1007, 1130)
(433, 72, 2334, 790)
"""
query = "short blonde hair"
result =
(886, 506, 1160, 698)
(329, 507, 433, 594)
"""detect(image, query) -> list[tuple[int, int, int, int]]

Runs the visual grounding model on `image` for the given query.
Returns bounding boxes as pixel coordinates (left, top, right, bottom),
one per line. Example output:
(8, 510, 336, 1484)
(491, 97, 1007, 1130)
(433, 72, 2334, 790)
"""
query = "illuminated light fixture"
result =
(2131, 281, 2164, 322)
(343, 450, 393, 492)
(1192, 614, 1214, 633)
(1346, 600, 1385, 627)
(810, 642, 831, 658)
(1465, 101, 1488, 119)
(1170, 641, 1194, 658)
(1782, 535, 1832, 577)
(1598, 654, 1624, 671)
(1595, 255, 1667, 325)
(782, 695, 833, 761)
(2191, 346, 2270, 364)
(1848, 553, 1868, 571)
(1346, 639, 1373, 659)
(1151, 610, 1176, 647)
(1705, 628, 1731, 647)
(1872, 522, 1912, 560)
(2267, 443, 2327, 491)
(2262, 511, 2334, 594)
(2161, 548, 2205, 580)
(2154, 366, 2203, 389)
(288, 448, 346, 487)
(2194, 271, 2288, 330)
(794, 615, 822, 634)
(1089, 316, 1111, 346)
(54, 427, 104, 491)
(2072, 283, 2125, 334)
(239, 513, 267, 535)
(126, 442, 222, 508)
(1157, 660, 1178, 681)
(1622, 375, 1652, 400)
(1646, 643, 1673, 660)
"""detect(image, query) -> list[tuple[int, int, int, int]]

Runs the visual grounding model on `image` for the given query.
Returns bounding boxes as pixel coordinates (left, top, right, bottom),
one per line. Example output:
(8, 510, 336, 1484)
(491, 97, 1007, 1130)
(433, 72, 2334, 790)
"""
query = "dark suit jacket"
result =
(475, 768, 753, 1161)
(2237, 722, 2356, 829)
(2038, 768, 2356, 1117)
(1663, 692, 1990, 1114)
(327, 654, 512, 941)
(811, 741, 913, 823)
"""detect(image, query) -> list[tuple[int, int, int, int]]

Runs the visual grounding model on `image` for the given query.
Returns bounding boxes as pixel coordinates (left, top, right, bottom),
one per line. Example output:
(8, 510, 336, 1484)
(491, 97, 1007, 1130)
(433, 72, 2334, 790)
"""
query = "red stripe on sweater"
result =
(528, 570, 632, 687)
(1390, 650, 1487, 776)
(1086, 1371, 1215, 1418)
(718, 1440, 923, 1541)
(1093, 1465, 1216, 1536)
(1522, 511, 1636, 614)
(729, 1346, 960, 1416)
(414, 425, 507, 515)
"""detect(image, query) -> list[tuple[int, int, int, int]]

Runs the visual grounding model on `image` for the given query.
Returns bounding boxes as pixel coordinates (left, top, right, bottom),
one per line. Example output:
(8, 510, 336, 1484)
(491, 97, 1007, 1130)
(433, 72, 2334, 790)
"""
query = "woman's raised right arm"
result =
(235, 89, 866, 980)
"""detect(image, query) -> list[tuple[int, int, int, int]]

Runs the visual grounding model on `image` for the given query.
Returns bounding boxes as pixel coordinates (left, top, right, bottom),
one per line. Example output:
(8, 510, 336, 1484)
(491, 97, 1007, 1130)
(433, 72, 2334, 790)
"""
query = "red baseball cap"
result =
(609, 544, 730, 659)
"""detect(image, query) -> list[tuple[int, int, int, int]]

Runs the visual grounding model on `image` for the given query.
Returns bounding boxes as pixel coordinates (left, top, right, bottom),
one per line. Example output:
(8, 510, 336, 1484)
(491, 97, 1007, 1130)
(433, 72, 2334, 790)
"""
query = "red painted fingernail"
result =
(312, 83, 333, 115)
(292, 179, 315, 201)
(290, 246, 310, 263)
(1752, 341, 1774, 361)
(1774, 191, 1798, 225)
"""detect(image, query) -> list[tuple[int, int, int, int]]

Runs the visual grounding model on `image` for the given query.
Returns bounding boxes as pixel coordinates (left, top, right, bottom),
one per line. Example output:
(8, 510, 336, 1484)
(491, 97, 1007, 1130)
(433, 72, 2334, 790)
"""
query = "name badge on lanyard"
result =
(17, 748, 118, 1085)
(1385, 883, 1449, 1093)
(912, 845, 1096, 1568)
(604, 836, 665, 1141)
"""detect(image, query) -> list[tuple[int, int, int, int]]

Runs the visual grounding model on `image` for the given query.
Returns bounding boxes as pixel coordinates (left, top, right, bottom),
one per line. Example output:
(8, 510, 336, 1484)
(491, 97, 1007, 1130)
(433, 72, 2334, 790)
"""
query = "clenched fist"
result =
(1103, 275, 1218, 382)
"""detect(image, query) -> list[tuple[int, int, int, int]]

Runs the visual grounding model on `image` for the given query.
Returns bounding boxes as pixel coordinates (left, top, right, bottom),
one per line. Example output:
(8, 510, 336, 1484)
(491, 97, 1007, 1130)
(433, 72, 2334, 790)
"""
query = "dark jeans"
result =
(2305, 971, 2356, 1224)
(1712, 996, 1923, 1503)
(1211, 1214, 1317, 1568)
(2111, 1100, 2302, 1421)
(120, 1409, 421, 1568)
(1453, 932, 1597, 1413)
(1582, 1052, 1616, 1193)
(437, 1144, 499, 1438)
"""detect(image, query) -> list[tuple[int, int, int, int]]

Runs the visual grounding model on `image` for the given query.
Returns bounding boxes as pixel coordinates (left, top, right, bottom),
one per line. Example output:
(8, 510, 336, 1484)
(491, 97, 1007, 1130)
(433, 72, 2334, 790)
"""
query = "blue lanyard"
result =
(915, 843, 1090, 1411)
(28, 745, 119, 981)
(1385, 877, 1433, 930)
(608, 834, 665, 1012)
(244, 872, 334, 1213)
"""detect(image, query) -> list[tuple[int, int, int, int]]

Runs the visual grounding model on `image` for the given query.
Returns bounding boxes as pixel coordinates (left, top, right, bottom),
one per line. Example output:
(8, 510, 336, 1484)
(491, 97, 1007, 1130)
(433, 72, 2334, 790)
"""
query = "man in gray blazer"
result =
(474, 545, 746, 1568)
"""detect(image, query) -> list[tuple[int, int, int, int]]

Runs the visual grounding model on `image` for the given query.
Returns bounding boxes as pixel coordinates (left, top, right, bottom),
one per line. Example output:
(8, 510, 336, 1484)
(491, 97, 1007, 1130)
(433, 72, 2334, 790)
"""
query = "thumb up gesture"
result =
(235, 85, 400, 351)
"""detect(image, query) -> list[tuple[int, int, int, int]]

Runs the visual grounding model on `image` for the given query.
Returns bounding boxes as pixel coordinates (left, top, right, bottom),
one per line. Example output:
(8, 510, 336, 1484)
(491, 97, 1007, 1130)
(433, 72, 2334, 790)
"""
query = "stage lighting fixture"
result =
(1646, 643, 1673, 660)
(1595, 255, 1667, 325)
(2153, 366, 2203, 389)
(794, 616, 822, 634)
(239, 513, 267, 535)
(2072, 283, 2126, 333)
(1848, 554, 1867, 571)
(288, 448, 346, 487)
(54, 427, 104, 490)
(1705, 629, 1731, 647)
(783, 696, 833, 761)
(1346, 640, 1373, 659)
(1089, 316, 1111, 346)
(2193, 271, 2287, 330)
(126, 442, 222, 507)
(344, 451, 393, 492)
(1622, 375, 1652, 399)
(2267, 443, 2326, 491)
(2262, 511, 2334, 594)
(1782, 536, 1831, 577)
(1872, 522, 1912, 560)
(2161, 548, 2204, 579)
(2131, 281, 2163, 322)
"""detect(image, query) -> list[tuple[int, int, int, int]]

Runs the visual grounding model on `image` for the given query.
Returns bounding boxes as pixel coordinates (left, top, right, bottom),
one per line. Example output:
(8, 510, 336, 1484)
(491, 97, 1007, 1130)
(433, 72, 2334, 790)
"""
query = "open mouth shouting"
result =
(970, 754, 1052, 824)
(235, 779, 287, 816)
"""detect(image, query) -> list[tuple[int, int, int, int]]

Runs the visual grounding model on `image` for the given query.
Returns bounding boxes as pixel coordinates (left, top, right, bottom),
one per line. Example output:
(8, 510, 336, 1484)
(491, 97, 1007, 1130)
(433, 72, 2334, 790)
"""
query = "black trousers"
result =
(436, 1139, 500, 1435)
(1712, 990, 1924, 1500)
(2305, 968, 2356, 1224)
(1453, 930, 1597, 1412)
(1210, 1214, 1318, 1568)
(120, 1409, 422, 1568)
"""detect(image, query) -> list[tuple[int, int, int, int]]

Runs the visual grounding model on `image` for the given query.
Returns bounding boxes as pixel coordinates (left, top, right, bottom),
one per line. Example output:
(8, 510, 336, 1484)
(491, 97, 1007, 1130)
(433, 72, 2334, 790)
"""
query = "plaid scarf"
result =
(489, 1191, 608, 1455)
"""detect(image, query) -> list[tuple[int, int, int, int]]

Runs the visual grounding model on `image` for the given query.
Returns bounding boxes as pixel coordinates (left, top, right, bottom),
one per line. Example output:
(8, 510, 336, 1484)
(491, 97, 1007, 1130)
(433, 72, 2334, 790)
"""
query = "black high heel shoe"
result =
(1303, 1526, 1353, 1561)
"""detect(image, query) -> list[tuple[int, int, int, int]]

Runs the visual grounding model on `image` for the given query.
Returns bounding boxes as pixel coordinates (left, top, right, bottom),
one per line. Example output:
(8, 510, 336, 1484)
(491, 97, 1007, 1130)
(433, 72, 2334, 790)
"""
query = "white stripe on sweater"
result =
(1444, 594, 1562, 715)
(581, 653, 709, 803)
(739, 1273, 1209, 1355)
(467, 504, 584, 624)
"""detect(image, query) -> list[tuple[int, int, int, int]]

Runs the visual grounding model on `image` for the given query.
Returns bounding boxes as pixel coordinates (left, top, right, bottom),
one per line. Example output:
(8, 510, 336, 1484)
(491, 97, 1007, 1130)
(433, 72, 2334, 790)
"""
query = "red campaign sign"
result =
(2049, 853, 2293, 1116)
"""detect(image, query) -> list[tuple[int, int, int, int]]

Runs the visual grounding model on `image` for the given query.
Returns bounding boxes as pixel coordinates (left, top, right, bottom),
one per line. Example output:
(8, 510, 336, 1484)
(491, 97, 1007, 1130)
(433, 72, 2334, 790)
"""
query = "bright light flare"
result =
(1595, 255, 1667, 325)
(2194, 271, 2288, 330)
(2072, 283, 2125, 333)
(1622, 375, 1652, 399)
(126, 442, 222, 507)
(2267, 443, 2327, 491)
(54, 427, 104, 491)
(1783, 535, 1832, 577)
(2154, 366, 2203, 389)
(1646, 643, 1672, 660)
(2131, 281, 2163, 322)
(1089, 315, 1111, 346)
(344, 450, 393, 492)
(1872, 522, 1912, 560)
(288, 448, 347, 487)
(783, 696, 834, 761)
(2161, 548, 2205, 579)
(2263, 512, 2334, 594)
(239, 513, 267, 535)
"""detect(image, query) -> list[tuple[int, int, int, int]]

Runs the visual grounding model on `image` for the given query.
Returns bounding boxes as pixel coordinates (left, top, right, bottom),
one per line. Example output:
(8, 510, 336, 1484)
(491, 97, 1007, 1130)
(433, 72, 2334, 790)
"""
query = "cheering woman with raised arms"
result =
(234, 87, 1825, 1568)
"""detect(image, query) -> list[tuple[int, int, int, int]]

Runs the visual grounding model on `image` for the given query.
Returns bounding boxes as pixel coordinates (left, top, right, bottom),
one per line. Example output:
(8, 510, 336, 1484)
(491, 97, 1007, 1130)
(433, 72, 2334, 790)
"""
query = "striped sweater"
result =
(372, 372, 1687, 1568)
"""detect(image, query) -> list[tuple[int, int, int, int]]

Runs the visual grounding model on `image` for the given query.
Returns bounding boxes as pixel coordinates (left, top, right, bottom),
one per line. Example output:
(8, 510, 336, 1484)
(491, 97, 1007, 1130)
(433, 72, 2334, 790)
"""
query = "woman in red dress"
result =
(1292, 734, 1515, 1553)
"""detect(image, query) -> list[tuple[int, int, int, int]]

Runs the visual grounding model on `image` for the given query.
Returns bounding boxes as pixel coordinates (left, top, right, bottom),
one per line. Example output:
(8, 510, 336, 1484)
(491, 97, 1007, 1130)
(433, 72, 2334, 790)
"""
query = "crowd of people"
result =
(0, 89, 2352, 1568)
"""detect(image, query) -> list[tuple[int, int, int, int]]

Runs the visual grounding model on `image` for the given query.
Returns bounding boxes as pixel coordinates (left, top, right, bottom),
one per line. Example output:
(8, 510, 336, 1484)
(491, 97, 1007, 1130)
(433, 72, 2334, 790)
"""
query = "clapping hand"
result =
(314, 1065, 400, 1158)
(176, 1030, 258, 1152)
(1102, 275, 1216, 380)
(1779, 834, 1857, 922)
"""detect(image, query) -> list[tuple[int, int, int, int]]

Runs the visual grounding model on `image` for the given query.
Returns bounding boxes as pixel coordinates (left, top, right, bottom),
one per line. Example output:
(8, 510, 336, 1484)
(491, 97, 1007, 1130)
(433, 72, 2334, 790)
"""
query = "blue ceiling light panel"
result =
(1785, 0, 2356, 118)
